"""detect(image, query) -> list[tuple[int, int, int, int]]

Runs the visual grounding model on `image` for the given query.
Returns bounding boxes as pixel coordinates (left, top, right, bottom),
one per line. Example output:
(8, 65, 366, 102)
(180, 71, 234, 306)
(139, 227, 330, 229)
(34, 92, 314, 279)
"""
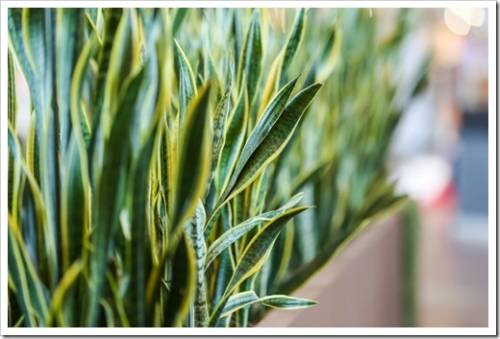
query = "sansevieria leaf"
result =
(218, 292, 316, 320)
(277, 9, 306, 88)
(209, 205, 309, 325)
(223, 83, 322, 203)
(187, 202, 209, 326)
(164, 233, 197, 327)
(85, 67, 147, 326)
(205, 193, 304, 270)
(171, 83, 212, 247)
(220, 77, 298, 202)
(220, 291, 258, 319)
(174, 39, 197, 120)
(258, 294, 317, 309)
(237, 10, 262, 105)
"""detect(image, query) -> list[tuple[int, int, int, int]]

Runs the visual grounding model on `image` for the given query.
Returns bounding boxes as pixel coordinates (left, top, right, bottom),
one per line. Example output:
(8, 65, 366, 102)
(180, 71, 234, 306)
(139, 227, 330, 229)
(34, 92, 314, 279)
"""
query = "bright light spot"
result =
(444, 9, 471, 36)
(444, 8, 485, 36)
(449, 8, 485, 27)
(392, 154, 452, 205)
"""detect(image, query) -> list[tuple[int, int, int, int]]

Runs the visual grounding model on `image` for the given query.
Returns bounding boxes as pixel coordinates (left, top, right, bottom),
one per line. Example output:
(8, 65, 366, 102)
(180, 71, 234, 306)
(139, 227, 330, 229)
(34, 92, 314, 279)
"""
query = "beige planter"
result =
(258, 216, 402, 327)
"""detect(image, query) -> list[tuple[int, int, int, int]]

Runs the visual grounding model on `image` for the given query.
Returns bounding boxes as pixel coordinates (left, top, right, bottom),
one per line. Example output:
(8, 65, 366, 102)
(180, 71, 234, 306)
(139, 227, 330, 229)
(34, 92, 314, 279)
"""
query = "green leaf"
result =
(223, 83, 322, 203)
(205, 193, 304, 270)
(210, 89, 232, 177)
(220, 291, 258, 319)
(209, 205, 309, 325)
(237, 10, 262, 105)
(258, 294, 317, 310)
(8, 218, 50, 327)
(226, 205, 309, 294)
(186, 202, 209, 326)
(220, 77, 298, 202)
(171, 83, 212, 246)
(127, 123, 160, 326)
(215, 89, 248, 197)
(55, 9, 84, 151)
(8, 51, 18, 214)
(278, 9, 306, 87)
(174, 39, 197, 120)
(46, 260, 84, 326)
(85, 67, 147, 326)
(164, 233, 197, 327)
(60, 135, 89, 270)
(172, 8, 189, 35)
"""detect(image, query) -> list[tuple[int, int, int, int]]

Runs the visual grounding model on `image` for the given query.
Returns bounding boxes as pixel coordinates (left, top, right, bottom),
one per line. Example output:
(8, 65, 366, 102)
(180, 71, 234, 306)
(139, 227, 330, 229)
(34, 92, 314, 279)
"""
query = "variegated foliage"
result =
(7, 8, 426, 327)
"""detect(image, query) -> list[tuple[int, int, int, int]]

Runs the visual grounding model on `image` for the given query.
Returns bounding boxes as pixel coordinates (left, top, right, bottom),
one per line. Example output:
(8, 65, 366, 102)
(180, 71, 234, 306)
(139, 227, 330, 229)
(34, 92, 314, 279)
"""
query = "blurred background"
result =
(391, 7, 489, 327)
(260, 7, 489, 327)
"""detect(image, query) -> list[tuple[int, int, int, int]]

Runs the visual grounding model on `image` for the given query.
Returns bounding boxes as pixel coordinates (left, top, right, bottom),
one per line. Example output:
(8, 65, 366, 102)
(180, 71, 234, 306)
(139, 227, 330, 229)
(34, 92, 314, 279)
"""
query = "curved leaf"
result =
(224, 83, 322, 203)
(205, 192, 304, 270)
(220, 291, 258, 319)
(209, 205, 309, 325)
(221, 77, 299, 202)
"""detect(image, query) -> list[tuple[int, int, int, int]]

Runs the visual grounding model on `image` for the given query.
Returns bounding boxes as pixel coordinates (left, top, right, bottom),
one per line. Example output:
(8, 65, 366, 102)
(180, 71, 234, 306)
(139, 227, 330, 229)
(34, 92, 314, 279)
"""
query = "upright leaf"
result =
(237, 10, 262, 105)
(171, 83, 212, 246)
(174, 39, 197, 120)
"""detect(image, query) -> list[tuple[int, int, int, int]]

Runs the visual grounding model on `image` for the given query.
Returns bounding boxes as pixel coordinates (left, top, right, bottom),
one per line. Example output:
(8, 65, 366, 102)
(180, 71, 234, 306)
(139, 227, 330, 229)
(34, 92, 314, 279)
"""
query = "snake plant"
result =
(7, 8, 427, 327)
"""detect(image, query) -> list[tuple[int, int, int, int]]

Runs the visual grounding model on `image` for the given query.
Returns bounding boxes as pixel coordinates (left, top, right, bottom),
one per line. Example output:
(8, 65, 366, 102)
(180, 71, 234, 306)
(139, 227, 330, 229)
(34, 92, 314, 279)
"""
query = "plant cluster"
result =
(7, 8, 426, 327)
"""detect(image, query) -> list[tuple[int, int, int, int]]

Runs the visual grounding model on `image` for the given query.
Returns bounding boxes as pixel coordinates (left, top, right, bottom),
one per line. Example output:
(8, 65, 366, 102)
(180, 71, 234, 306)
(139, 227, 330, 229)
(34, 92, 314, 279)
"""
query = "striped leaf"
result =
(85, 67, 147, 326)
(205, 193, 304, 270)
(171, 83, 212, 245)
(174, 39, 197, 120)
(187, 202, 209, 326)
(220, 77, 298, 202)
(258, 294, 317, 310)
(215, 89, 248, 197)
(277, 9, 306, 87)
(237, 10, 262, 105)
(223, 83, 322, 203)
(220, 291, 258, 319)
(209, 206, 309, 325)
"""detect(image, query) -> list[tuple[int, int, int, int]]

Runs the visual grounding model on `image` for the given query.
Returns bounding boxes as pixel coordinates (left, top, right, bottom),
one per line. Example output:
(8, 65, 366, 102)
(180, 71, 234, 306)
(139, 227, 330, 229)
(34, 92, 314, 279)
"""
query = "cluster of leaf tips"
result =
(7, 8, 426, 327)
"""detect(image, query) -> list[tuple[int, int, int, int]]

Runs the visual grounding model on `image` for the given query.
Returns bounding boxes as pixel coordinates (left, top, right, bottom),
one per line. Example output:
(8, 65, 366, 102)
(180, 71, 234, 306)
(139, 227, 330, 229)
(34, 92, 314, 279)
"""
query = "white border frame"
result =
(0, 1, 496, 336)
